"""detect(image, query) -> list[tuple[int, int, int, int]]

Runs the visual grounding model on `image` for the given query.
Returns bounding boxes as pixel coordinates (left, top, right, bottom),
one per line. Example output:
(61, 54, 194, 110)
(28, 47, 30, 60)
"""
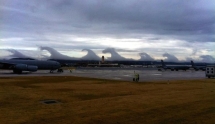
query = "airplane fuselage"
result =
(163, 65, 190, 71)
(0, 59, 61, 73)
(192, 66, 206, 71)
(159, 60, 190, 71)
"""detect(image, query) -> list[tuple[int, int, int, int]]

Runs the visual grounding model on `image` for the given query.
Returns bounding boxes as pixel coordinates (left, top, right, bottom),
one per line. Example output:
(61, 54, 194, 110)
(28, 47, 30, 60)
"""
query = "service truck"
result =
(205, 65, 215, 78)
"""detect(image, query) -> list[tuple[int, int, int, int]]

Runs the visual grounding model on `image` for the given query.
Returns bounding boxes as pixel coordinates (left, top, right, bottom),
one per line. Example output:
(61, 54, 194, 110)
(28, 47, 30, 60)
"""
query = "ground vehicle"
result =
(205, 65, 215, 78)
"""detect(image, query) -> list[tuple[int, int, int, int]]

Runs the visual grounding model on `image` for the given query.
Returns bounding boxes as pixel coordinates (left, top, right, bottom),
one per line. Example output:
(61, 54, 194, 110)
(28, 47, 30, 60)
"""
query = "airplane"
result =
(158, 60, 190, 71)
(191, 60, 206, 71)
(0, 59, 62, 74)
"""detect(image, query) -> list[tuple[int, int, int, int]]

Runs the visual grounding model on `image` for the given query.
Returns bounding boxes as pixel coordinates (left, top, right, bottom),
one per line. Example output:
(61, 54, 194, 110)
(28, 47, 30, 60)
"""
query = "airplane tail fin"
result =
(191, 60, 194, 67)
(161, 60, 166, 68)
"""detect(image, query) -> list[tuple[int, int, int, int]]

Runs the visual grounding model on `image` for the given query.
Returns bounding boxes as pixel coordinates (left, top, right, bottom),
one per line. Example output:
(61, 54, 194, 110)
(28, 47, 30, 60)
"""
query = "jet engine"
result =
(14, 64, 38, 72)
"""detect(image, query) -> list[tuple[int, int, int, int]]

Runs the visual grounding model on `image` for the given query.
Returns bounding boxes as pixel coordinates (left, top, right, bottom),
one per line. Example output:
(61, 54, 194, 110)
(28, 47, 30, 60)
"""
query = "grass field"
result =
(0, 76, 215, 124)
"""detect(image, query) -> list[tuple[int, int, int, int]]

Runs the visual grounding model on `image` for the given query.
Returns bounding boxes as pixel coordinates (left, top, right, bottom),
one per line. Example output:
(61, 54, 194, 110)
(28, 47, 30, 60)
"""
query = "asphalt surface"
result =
(0, 67, 207, 82)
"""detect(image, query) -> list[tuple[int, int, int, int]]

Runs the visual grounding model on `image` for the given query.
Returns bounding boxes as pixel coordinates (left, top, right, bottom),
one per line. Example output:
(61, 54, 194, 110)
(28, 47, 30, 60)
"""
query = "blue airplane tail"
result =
(191, 60, 195, 67)
(161, 60, 166, 68)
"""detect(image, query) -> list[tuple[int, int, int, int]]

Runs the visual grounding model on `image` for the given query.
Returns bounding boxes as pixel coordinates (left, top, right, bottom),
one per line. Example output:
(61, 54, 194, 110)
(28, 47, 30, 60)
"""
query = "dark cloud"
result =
(0, 0, 215, 61)
(1, 0, 214, 40)
(73, 0, 215, 41)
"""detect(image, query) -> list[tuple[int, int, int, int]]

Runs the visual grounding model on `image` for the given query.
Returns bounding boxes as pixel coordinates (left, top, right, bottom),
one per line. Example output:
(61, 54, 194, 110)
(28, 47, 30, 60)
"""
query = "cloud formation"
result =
(139, 52, 154, 61)
(81, 49, 100, 60)
(40, 46, 78, 60)
(163, 53, 179, 62)
(200, 55, 215, 63)
(1, 47, 215, 63)
(0, 0, 214, 61)
(102, 48, 130, 61)
(6, 49, 31, 59)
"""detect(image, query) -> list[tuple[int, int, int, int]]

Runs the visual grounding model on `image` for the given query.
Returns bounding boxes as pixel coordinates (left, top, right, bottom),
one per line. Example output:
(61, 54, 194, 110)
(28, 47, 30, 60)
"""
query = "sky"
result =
(0, 0, 215, 62)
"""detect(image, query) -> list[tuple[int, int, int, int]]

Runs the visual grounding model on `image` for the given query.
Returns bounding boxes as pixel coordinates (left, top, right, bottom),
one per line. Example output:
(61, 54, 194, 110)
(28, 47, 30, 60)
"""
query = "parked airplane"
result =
(191, 60, 205, 71)
(158, 60, 190, 71)
(0, 59, 62, 74)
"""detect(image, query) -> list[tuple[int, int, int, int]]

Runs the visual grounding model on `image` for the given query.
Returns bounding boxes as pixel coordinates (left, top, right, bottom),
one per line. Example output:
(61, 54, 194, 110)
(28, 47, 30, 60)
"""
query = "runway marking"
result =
(113, 77, 121, 80)
(152, 74, 161, 75)
(123, 75, 132, 77)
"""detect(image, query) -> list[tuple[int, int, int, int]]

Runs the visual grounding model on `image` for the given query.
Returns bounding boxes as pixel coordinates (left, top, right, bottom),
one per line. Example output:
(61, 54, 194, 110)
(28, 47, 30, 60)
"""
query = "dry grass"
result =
(0, 76, 215, 124)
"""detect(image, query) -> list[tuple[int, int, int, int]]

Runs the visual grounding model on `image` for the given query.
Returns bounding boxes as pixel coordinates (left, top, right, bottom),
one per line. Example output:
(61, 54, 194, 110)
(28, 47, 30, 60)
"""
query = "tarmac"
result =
(0, 67, 207, 82)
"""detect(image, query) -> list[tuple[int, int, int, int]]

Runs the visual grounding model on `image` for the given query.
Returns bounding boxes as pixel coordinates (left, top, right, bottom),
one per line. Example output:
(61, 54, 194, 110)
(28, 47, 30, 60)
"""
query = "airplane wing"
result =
(0, 61, 16, 65)
(0, 61, 15, 69)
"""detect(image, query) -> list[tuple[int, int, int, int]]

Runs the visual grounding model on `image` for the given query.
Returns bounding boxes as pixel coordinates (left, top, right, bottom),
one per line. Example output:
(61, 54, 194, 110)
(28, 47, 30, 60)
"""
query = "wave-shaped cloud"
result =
(81, 49, 100, 60)
(200, 55, 215, 63)
(139, 52, 154, 61)
(102, 48, 129, 61)
(6, 49, 33, 59)
(40, 46, 78, 60)
(1, 47, 214, 63)
(163, 53, 179, 62)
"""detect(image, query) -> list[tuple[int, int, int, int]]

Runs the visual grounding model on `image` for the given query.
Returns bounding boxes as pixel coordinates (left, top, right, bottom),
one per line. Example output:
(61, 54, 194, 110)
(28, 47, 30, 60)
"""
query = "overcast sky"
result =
(0, 0, 215, 62)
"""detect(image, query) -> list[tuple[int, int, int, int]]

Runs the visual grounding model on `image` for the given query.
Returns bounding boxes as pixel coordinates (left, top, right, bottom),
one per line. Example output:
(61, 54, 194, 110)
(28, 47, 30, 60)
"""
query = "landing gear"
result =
(50, 69, 63, 73)
(13, 69, 22, 74)
(57, 69, 63, 73)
